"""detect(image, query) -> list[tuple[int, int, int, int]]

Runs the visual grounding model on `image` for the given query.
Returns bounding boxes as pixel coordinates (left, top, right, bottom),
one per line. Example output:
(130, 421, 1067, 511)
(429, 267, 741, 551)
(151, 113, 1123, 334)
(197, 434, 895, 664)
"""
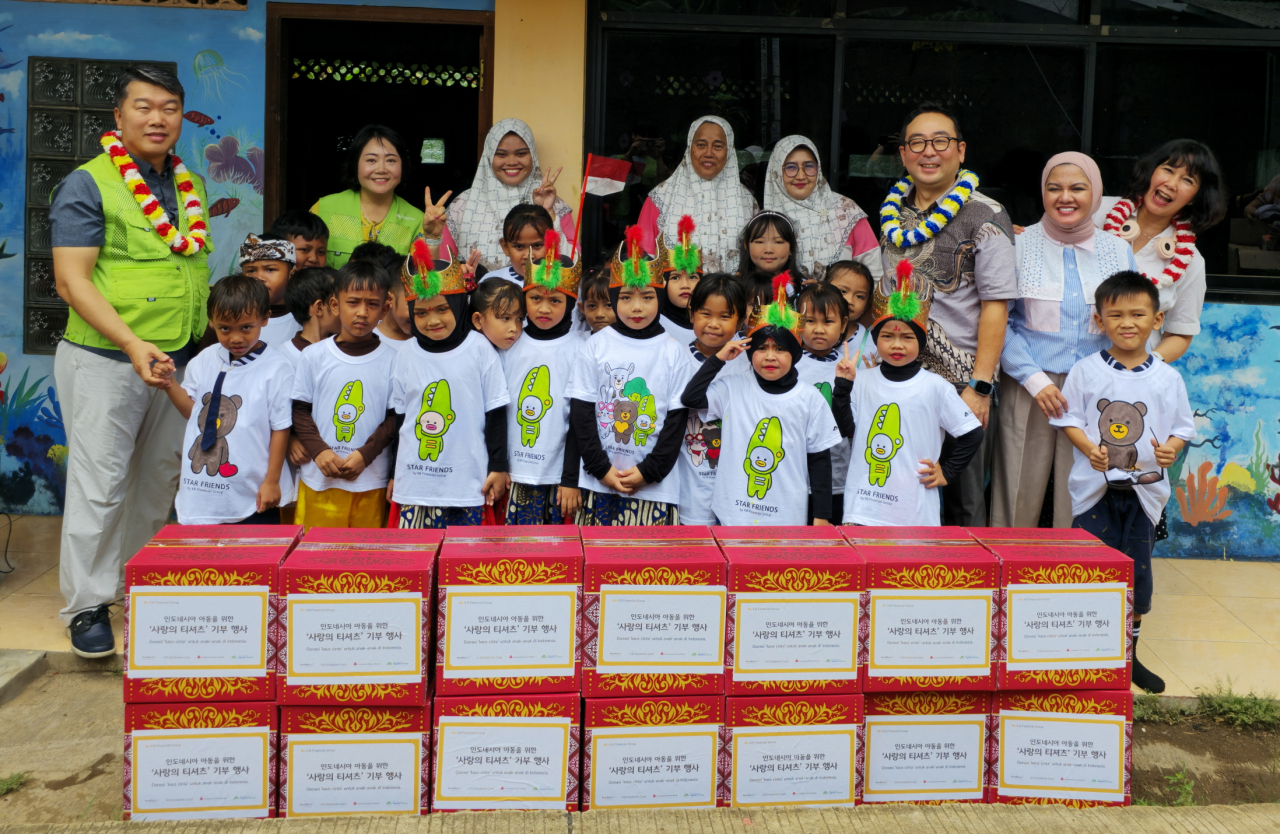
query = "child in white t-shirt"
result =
(658, 214, 700, 342)
(291, 260, 399, 529)
(835, 261, 983, 526)
(823, 259, 879, 365)
(470, 279, 524, 352)
(240, 233, 302, 349)
(677, 273, 748, 525)
(795, 282, 856, 525)
(576, 268, 616, 335)
(681, 273, 842, 526)
(389, 238, 510, 528)
(165, 274, 293, 525)
(351, 241, 415, 352)
(503, 231, 585, 524)
(484, 203, 555, 287)
(566, 227, 697, 525)
(1049, 270, 1195, 694)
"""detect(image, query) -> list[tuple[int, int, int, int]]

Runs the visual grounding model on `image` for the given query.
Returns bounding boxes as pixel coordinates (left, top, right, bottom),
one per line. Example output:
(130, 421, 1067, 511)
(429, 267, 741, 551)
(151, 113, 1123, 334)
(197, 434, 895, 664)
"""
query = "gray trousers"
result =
(990, 371, 1075, 528)
(940, 384, 997, 527)
(55, 341, 185, 623)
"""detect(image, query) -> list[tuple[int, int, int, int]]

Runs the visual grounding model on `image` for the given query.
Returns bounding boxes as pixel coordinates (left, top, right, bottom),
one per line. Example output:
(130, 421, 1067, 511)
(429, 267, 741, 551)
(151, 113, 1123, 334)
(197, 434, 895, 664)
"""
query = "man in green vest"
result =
(50, 66, 212, 658)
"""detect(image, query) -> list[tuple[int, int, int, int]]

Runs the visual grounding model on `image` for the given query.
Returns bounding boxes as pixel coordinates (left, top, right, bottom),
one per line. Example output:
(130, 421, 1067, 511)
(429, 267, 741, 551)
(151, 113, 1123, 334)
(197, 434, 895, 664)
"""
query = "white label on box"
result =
(443, 585, 577, 678)
(863, 714, 986, 802)
(128, 586, 269, 678)
(733, 593, 858, 681)
(589, 724, 719, 809)
(286, 732, 422, 816)
(868, 589, 991, 678)
(130, 726, 270, 819)
(597, 585, 726, 675)
(730, 724, 857, 807)
(998, 710, 1126, 802)
(286, 593, 421, 685)
(1007, 583, 1128, 671)
(433, 716, 571, 809)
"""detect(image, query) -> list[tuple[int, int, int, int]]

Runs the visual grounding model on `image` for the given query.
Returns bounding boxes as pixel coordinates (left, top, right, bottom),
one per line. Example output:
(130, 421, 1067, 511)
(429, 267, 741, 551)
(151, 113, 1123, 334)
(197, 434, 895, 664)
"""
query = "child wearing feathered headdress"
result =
(564, 225, 697, 526)
(832, 261, 983, 527)
(680, 272, 843, 526)
(658, 215, 702, 341)
(385, 234, 511, 529)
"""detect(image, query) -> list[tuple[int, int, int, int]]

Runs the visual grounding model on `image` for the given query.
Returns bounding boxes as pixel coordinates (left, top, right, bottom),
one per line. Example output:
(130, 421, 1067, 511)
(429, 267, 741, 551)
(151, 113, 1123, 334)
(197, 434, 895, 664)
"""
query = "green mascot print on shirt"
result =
(865, 403, 904, 487)
(631, 394, 657, 447)
(416, 379, 456, 461)
(744, 416, 785, 499)
(814, 381, 833, 407)
(333, 381, 365, 443)
(518, 366, 553, 448)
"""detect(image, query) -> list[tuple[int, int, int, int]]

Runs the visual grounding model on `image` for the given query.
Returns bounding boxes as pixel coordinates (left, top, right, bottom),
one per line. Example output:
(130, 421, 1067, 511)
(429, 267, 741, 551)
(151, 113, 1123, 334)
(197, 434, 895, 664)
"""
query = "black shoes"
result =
(68, 604, 115, 658)
(1132, 654, 1166, 693)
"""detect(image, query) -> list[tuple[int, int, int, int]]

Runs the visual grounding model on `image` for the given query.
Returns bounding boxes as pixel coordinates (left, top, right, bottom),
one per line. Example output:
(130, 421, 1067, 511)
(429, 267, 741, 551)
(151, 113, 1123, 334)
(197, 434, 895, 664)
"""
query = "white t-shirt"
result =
(502, 330, 582, 486)
(703, 372, 842, 526)
(391, 331, 510, 507)
(177, 344, 294, 524)
(842, 365, 981, 527)
(845, 321, 880, 364)
(676, 349, 750, 525)
(1049, 352, 1196, 525)
(261, 313, 303, 352)
(796, 353, 853, 496)
(380, 334, 413, 352)
(483, 266, 523, 286)
(272, 336, 309, 505)
(292, 337, 397, 493)
(565, 326, 697, 506)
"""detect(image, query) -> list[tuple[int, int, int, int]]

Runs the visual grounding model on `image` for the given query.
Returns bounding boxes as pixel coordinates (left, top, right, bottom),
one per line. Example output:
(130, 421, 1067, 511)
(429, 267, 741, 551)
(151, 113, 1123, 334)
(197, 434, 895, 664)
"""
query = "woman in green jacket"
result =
(312, 124, 424, 268)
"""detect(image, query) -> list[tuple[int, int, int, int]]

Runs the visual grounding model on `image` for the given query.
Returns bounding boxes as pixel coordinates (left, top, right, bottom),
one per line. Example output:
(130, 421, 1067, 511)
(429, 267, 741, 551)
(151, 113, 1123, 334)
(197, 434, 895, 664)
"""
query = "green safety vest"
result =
(314, 190, 424, 269)
(63, 153, 213, 353)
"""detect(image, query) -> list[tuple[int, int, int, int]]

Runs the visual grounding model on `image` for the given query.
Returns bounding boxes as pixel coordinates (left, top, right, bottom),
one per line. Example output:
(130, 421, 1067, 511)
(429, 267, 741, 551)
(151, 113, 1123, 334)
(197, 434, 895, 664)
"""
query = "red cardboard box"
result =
(583, 543, 726, 697)
(124, 543, 290, 703)
(123, 701, 277, 820)
(841, 526, 977, 546)
(862, 692, 992, 804)
(992, 690, 1132, 806)
(967, 527, 1101, 548)
(447, 526, 582, 544)
(582, 696, 726, 810)
(860, 545, 999, 692)
(723, 542, 865, 695)
(279, 706, 430, 817)
(436, 532, 583, 695)
(724, 694, 864, 807)
(431, 694, 580, 811)
(581, 525, 714, 545)
(149, 524, 303, 548)
(279, 529, 441, 705)
(714, 526, 846, 545)
(995, 546, 1134, 691)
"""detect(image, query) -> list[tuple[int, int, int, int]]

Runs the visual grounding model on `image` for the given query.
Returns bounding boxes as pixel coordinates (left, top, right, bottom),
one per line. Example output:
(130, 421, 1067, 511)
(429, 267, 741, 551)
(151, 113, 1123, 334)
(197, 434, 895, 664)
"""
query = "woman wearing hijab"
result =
(993, 152, 1138, 528)
(437, 118, 573, 275)
(638, 116, 757, 274)
(763, 135, 882, 283)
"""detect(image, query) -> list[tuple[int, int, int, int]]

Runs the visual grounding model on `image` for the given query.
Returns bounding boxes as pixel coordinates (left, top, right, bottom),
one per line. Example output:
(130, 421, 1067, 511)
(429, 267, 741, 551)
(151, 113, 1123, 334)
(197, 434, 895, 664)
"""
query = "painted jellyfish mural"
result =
(193, 49, 246, 102)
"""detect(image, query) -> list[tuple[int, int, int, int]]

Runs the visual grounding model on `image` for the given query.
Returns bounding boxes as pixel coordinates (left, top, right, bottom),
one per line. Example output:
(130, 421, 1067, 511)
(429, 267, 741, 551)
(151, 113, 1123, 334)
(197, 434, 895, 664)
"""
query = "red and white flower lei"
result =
(100, 130, 209, 256)
(1102, 198, 1194, 290)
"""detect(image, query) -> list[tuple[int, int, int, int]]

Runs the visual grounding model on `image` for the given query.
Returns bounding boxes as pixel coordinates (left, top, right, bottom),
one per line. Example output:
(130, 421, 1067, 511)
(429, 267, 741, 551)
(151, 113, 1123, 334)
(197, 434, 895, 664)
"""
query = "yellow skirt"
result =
(295, 482, 388, 530)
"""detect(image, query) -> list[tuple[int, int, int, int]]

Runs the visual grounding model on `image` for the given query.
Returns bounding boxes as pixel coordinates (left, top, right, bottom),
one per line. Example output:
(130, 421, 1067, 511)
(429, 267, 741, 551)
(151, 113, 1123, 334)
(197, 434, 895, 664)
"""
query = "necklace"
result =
(100, 131, 208, 256)
(1102, 198, 1195, 289)
(880, 170, 980, 248)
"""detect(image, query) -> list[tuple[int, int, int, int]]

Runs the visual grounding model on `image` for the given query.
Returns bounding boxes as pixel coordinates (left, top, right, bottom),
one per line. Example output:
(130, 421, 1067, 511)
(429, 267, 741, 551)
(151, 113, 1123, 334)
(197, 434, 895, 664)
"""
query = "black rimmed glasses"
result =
(905, 136, 960, 153)
(782, 161, 820, 177)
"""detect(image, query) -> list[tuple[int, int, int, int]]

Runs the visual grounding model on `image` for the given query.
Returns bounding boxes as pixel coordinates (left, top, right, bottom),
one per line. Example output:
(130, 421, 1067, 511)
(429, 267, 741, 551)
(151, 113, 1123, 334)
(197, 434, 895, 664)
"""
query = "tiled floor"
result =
(1, 515, 1279, 697)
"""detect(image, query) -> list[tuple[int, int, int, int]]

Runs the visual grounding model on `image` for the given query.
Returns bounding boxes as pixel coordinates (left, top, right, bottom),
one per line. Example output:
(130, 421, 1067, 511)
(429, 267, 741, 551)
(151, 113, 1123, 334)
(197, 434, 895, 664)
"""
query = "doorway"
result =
(264, 2, 494, 227)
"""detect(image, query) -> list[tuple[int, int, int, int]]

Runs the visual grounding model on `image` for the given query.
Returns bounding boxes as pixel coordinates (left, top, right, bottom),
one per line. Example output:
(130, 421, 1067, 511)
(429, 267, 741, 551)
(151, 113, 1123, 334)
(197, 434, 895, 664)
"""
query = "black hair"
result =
(286, 266, 338, 325)
(823, 260, 873, 294)
(502, 203, 555, 244)
(335, 259, 392, 296)
(114, 65, 184, 109)
(350, 241, 404, 292)
(471, 279, 526, 322)
(208, 273, 270, 322)
(268, 210, 330, 243)
(340, 125, 414, 193)
(795, 281, 849, 329)
(688, 272, 747, 322)
(579, 267, 611, 304)
(1095, 270, 1160, 312)
(737, 212, 799, 293)
(899, 101, 963, 144)
(1122, 139, 1227, 235)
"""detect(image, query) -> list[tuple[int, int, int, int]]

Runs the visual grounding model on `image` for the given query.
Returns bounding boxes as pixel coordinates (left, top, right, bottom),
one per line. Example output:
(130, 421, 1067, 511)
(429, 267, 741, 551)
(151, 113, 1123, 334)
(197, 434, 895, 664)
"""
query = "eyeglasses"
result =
(782, 161, 819, 177)
(905, 136, 960, 153)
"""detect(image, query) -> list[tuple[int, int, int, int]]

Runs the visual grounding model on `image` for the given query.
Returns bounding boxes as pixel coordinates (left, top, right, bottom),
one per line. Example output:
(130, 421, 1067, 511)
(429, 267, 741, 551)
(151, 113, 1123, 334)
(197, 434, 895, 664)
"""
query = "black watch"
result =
(967, 377, 994, 397)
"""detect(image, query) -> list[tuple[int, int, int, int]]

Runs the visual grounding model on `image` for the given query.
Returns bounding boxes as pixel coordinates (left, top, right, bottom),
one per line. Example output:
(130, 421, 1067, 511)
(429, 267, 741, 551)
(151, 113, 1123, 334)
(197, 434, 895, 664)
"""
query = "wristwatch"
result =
(967, 377, 994, 397)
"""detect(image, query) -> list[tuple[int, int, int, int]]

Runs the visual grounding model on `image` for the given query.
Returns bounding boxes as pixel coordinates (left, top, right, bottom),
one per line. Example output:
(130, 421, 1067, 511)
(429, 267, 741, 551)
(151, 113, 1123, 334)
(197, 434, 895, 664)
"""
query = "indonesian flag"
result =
(584, 153, 632, 196)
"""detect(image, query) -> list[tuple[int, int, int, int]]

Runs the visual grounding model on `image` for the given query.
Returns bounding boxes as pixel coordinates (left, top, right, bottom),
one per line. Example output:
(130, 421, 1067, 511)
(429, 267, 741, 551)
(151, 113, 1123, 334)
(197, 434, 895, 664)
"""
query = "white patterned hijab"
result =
(648, 116, 757, 274)
(451, 118, 564, 269)
(763, 135, 866, 280)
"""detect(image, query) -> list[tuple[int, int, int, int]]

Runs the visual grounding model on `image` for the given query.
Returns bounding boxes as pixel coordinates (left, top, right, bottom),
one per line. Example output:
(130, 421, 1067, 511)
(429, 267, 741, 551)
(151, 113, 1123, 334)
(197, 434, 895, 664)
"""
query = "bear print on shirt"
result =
(189, 393, 242, 477)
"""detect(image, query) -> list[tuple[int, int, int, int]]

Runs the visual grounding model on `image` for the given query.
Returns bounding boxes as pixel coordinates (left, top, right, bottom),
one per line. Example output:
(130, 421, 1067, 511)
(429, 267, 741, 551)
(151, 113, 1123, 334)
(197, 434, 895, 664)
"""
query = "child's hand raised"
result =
(532, 167, 563, 213)
(315, 449, 345, 479)
(716, 338, 751, 363)
(1152, 437, 1179, 468)
(835, 340, 857, 382)
(422, 187, 452, 238)
(1087, 443, 1109, 472)
(918, 458, 947, 488)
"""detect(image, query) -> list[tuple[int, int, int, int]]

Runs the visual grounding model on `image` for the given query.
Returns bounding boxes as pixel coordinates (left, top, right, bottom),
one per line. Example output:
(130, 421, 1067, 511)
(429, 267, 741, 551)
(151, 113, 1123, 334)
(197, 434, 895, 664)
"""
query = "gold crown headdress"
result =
(664, 214, 702, 276)
(745, 272, 802, 338)
(524, 229, 582, 297)
(871, 259, 930, 331)
(610, 226, 667, 290)
(401, 237, 466, 301)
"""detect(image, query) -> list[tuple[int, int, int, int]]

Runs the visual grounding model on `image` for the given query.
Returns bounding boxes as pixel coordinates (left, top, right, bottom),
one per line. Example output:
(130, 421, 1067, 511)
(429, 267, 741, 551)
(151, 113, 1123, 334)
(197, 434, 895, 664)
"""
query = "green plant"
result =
(1165, 767, 1196, 806)
(0, 771, 25, 797)
(1134, 693, 1188, 725)
(1195, 683, 1280, 731)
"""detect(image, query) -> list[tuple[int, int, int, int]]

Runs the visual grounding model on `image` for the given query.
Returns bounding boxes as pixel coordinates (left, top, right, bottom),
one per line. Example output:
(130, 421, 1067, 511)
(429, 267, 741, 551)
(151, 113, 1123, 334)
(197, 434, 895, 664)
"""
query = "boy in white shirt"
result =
(353, 241, 415, 351)
(165, 274, 293, 525)
(240, 233, 302, 348)
(1049, 270, 1196, 694)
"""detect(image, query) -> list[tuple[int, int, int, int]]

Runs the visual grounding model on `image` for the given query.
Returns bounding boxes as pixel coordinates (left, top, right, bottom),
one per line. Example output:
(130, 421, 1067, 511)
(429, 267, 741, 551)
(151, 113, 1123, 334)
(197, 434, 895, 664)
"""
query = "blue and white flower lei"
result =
(880, 170, 980, 248)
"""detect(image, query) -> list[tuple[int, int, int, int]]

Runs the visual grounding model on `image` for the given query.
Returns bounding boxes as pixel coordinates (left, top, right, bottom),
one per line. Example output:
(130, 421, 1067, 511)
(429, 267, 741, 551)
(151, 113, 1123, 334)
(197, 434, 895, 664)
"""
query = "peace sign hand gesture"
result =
(422, 187, 453, 238)
(835, 340, 858, 382)
(532, 166, 563, 213)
